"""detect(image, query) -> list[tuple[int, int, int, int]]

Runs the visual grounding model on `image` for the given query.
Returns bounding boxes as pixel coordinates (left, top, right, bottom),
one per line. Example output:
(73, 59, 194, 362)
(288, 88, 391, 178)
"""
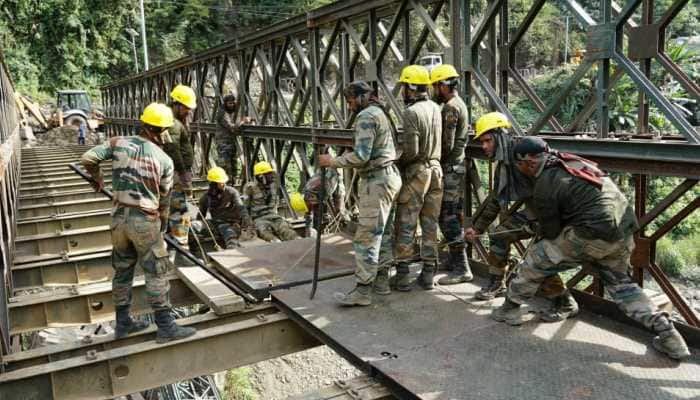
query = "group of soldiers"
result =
(317, 64, 690, 361)
(81, 65, 689, 360)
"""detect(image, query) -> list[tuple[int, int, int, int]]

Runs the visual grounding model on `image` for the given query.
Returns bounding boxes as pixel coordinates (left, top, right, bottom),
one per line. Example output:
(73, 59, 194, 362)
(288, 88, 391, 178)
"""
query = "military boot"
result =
(334, 283, 372, 306)
(438, 249, 474, 285)
(114, 305, 149, 339)
(491, 298, 523, 325)
(418, 262, 436, 290)
(651, 316, 691, 360)
(390, 262, 412, 292)
(154, 309, 197, 344)
(539, 291, 580, 322)
(373, 269, 391, 295)
(438, 250, 454, 271)
(475, 274, 507, 300)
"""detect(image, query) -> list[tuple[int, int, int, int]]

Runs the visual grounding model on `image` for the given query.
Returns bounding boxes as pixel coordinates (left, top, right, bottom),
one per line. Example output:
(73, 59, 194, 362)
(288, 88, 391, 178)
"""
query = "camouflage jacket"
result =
(398, 98, 442, 172)
(304, 168, 345, 208)
(329, 103, 397, 175)
(81, 136, 173, 216)
(199, 185, 252, 225)
(215, 107, 240, 144)
(163, 118, 194, 175)
(532, 165, 639, 241)
(440, 95, 469, 167)
(243, 180, 278, 219)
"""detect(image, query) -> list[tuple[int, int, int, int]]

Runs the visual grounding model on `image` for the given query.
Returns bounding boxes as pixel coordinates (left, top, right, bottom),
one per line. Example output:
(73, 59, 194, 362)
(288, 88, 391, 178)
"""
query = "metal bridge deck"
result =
(273, 275, 700, 400)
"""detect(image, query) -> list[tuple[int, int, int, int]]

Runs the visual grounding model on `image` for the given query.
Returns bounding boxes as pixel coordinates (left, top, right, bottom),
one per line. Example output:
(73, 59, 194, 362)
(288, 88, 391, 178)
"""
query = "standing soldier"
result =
(430, 64, 473, 285)
(392, 65, 443, 291)
(466, 112, 568, 316)
(197, 167, 255, 249)
(81, 103, 196, 343)
(164, 84, 197, 265)
(319, 81, 401, 306)
(215, 94, 250, 182)
(495, 137, 690, 360)
(243, 161, 299, 242)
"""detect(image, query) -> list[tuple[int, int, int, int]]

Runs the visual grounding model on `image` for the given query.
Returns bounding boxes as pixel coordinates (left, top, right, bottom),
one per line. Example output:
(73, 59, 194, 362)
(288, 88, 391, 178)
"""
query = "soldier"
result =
(243, 161, 299, 242)
(465, 112, 569, 318)
(164, 84, 197, 265)
(319, 81, 401, 306)
(430, 64, 473, 285)
(196, 167, 255, 249)
(215, 94, 250, 182)
(81, 103, 196, 343)
(391, 65, 443, 291)
(493, 137, 690, 360)
(302, 168, 346, 236)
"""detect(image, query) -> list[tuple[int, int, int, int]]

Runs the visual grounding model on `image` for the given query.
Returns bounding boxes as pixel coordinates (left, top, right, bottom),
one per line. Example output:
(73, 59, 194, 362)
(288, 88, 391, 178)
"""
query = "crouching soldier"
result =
(243, 161, 299, 242)
(81, 103, 196, 343)
(196, 167, 255, 249)
(493, 137, 690, 360)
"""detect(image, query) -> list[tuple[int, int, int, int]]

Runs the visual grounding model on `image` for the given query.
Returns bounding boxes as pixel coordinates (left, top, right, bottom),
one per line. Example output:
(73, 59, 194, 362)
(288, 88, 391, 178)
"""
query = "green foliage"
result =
(223, 367, 257, 400)
(656, 234, 700, 280)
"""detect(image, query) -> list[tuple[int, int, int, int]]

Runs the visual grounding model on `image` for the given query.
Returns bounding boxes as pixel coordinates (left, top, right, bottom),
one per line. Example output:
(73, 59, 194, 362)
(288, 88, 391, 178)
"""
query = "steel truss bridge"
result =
(1, 0, 699, 399)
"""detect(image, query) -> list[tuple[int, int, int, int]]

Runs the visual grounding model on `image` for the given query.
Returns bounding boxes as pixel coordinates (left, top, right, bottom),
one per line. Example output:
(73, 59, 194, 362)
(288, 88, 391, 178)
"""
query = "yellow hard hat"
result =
(207, 166, 229, 183)
(170, 84, 197, 109)
(430, 64, 459, 84)
(140, 103, 175, 128)
(474, 111, 512, 139)
(253, 161, 274, 176)
(289, 192, 308, 213)
(398, 65, 431, 86)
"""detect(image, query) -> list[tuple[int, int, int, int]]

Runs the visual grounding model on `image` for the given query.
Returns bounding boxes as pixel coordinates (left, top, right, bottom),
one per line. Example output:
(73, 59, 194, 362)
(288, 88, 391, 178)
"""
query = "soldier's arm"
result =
(162, 124, 186, 174)
(441, 105, 456, 162)
(330, 114, 376, 168)
(80, 140, 114, 181)
(242, 183, 254, 215)
(180, 127, 194, 171)
(446, 107, 468, 165)
(158, 159, 174, 219)
(398, 109, 420, 165)
(534, 173, 563, 239)
(217, 108, 237, 132)
(198, 194, 208, 218)
(473, 193, 501, 232)
(231, 188, 253, 226)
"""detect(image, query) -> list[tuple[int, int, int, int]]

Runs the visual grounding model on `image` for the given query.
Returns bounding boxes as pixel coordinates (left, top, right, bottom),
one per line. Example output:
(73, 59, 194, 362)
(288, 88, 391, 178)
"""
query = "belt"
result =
(360, 164, 397, 178)
(114, 204, 158, 218)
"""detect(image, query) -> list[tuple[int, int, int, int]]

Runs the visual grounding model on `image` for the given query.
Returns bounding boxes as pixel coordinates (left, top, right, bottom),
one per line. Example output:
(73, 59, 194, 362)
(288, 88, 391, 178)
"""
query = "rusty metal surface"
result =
(209, 234, 355, 299)
(273, 276, 700, 400)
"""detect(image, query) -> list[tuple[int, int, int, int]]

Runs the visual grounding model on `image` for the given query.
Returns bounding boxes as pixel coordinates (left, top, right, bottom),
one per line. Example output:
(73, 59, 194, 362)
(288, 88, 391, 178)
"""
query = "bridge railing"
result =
(101, 0, 699, 341)
(0, 51, 22, 358)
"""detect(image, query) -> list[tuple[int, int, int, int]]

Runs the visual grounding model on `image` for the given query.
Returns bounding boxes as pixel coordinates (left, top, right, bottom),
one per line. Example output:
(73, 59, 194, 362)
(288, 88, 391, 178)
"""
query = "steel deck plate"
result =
(273, 276, 700, 400)
(209, 234, 355, 299)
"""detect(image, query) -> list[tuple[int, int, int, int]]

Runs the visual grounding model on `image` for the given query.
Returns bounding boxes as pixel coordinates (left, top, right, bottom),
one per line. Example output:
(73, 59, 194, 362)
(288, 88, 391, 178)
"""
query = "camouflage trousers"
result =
(169, 189, 198, 248)
(354, 167, 401, 285)
(395, 162, 443, 262)
(509, 226, 664, 330)
(439, 168, 465, 250)
(196, 218, 241, 243)
(111, 207, 171, 311)
(216, 142, 238, 182)
(255, 214, 299, 242)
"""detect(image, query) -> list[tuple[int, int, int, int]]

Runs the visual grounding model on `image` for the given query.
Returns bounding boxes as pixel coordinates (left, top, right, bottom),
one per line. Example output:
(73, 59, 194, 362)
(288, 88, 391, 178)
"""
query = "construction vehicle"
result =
(53, 89, 104, 131)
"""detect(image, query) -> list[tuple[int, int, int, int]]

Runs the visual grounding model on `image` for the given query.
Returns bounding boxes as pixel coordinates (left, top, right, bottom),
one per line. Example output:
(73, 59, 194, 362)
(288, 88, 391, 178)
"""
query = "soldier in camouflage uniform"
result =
(466, 112, 568, 308)
(164, 84, 198, 265)
(196, 167, 255, 249)
(492, 137, 690, 360)
(391, 65, 443, 291)
(243, 161, 299, 242)
(319, 81, 401, 306)
(302, 168, 346, 236)
(81, 103, 196, 343)
(430, 64, 473, 285)
(215, 94, 251, 182)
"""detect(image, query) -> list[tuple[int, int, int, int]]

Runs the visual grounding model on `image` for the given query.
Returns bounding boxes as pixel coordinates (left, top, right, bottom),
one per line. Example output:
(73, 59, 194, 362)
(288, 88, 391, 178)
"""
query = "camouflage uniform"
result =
(438, 95, 470, 274)
(508, 169, 668, 330)
(394, 96, 443, 266)
(81, 136, 174, 310)
(163, 118, 196, 248)
(198, 185, 252, 247)
(243, 179, 299, 242)
(330, 103, 401, 285)
(303, 168, 346, 233)
(215, 107, 240, 181)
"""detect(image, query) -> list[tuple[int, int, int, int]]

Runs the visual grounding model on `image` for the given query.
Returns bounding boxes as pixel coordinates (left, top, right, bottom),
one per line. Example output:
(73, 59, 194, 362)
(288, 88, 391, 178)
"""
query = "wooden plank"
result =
(175, 266, 246, 315)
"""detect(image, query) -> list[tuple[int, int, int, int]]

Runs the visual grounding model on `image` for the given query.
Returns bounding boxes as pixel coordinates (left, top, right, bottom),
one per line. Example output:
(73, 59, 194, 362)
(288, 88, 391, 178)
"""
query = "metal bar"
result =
(648, 196, 700, 241)
(638, 179, 697, 229)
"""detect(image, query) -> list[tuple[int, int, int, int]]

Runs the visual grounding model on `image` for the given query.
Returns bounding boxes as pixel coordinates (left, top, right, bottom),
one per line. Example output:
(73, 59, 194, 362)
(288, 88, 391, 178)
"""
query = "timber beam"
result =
(7, 275, 197, 334)
(0, 308, 318, 400)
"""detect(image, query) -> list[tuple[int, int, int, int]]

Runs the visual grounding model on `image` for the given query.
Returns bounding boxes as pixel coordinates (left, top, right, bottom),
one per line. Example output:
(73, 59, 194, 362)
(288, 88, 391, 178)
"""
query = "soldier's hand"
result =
(90, 178, 105, 193)
(240, 116, 252, 124)
(464, 227, 480, 242)
(318, 154, 333, 168)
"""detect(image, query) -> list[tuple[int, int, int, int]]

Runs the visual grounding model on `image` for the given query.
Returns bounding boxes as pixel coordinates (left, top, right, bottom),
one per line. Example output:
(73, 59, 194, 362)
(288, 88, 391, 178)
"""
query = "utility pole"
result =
(564, 14, 570, 64)
(125, 28, 140, 73)
(139, 0, 149, 71)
